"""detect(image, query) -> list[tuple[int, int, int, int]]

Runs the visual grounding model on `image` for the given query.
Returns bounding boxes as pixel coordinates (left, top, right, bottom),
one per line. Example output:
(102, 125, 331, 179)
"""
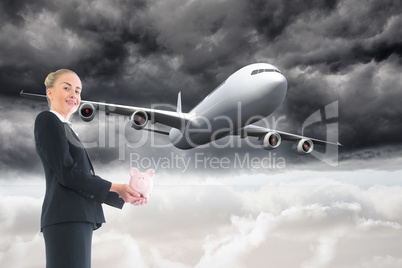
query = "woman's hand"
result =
(131, 198, 149, 206)
(110, 183, 146, 204)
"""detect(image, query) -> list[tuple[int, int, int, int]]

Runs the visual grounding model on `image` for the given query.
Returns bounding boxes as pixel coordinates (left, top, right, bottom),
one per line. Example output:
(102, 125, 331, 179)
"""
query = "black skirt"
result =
(43, 221, 94, 268)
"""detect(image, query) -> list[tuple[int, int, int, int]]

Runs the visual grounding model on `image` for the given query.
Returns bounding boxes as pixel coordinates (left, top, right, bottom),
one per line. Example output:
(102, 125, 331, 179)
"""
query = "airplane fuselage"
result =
(169, 63, 288, 149)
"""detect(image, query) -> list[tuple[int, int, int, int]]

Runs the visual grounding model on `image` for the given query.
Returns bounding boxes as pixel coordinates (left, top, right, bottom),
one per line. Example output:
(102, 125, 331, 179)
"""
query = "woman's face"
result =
(47, 72, 82, 120)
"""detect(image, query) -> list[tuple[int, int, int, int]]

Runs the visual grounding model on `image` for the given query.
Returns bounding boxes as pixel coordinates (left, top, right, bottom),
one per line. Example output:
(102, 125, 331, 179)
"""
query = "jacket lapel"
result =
(63, 123, 95, 173)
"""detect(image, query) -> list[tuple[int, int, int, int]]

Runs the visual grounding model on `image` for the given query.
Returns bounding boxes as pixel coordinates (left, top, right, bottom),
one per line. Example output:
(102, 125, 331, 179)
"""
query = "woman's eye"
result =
(64, 87, 69, 90)
(75, 91, 80, 95)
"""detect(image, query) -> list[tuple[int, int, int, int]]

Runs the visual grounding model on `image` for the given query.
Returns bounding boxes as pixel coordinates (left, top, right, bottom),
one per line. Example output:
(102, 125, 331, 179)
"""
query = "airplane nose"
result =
(260, 73, 287, 109)
(268, 73, 287, 97)
(278, 74, 287, 92)
(272, 72, 287, 88)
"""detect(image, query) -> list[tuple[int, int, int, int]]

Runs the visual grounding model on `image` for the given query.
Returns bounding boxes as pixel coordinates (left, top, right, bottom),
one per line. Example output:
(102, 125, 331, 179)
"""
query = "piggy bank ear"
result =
(130, 168, 139, 177)
(146, 169, 155, 178)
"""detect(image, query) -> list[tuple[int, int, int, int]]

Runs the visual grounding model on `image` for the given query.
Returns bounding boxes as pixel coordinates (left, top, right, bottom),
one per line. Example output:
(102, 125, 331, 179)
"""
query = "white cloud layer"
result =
(1, 174, 402, 268)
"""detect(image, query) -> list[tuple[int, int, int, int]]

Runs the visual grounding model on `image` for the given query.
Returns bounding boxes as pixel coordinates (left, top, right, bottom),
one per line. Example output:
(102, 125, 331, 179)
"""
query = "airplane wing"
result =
(20, 91, 342, 148)
(234, 124, 342, 146)
(20, 90, 193, 131)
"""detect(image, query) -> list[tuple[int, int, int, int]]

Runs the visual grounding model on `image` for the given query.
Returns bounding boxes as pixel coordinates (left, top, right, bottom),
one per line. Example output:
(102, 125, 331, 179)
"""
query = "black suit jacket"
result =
(35, 111, 124, 230)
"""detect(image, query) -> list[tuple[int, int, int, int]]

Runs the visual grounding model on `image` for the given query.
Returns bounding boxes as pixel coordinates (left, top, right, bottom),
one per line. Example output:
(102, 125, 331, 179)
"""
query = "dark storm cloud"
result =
(0, 0, 50, 26)
(275, 55, 402, 151)
(0, 0, 402, 174)
(0, 0, 165, 101)
(0, 96, 44, 173)
(251, 0, 402, 151)
(247, 0, 339, 40)
(271, 0, 402, 72)
(54, 0, 161, 77)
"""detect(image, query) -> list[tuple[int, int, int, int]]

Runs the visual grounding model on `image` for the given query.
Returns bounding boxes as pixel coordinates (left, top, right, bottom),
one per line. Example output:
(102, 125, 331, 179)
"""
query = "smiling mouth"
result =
(66, 100, 77, 106)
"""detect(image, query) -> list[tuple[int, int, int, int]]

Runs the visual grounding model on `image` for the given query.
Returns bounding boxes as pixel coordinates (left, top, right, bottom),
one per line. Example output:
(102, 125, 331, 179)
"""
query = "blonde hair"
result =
(44, 69, 77, 108)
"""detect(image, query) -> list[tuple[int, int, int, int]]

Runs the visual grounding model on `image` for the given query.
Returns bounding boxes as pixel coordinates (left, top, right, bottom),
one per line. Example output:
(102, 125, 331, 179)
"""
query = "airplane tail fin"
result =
(177, 92, 182, 113)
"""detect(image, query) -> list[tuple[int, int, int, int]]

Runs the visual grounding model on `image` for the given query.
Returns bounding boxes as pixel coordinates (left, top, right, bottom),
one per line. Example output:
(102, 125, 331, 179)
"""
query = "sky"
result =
(1, 0, 402, 267)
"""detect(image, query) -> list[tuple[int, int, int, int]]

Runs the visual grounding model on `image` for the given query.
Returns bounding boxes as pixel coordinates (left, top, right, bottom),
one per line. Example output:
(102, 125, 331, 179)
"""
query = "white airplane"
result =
(21, 63, 341, 153)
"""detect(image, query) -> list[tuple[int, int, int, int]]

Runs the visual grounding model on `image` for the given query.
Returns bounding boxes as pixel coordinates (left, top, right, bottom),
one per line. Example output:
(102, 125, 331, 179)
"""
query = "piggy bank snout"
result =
(136, 179, 147, 189)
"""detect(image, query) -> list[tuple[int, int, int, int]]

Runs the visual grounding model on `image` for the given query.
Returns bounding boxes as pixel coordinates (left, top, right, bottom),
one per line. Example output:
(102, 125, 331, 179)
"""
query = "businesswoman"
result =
(35, 69, 146, 268)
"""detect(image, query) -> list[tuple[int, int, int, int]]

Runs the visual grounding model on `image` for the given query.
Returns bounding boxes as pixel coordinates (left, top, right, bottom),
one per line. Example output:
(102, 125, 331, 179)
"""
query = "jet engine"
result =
(296, 139, 314, 154)
(131, 110, 148, 130)
(79, 103, 96, 122)
(260, 132, 281, 150)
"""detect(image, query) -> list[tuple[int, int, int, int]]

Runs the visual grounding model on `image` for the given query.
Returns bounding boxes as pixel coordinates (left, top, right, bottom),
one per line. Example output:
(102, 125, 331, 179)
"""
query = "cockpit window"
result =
(251, 68, 282, 75)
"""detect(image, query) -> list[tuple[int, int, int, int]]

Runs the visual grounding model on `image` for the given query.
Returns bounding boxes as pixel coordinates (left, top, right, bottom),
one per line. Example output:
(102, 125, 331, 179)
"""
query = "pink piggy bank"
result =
(129, 168, 155, 199)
